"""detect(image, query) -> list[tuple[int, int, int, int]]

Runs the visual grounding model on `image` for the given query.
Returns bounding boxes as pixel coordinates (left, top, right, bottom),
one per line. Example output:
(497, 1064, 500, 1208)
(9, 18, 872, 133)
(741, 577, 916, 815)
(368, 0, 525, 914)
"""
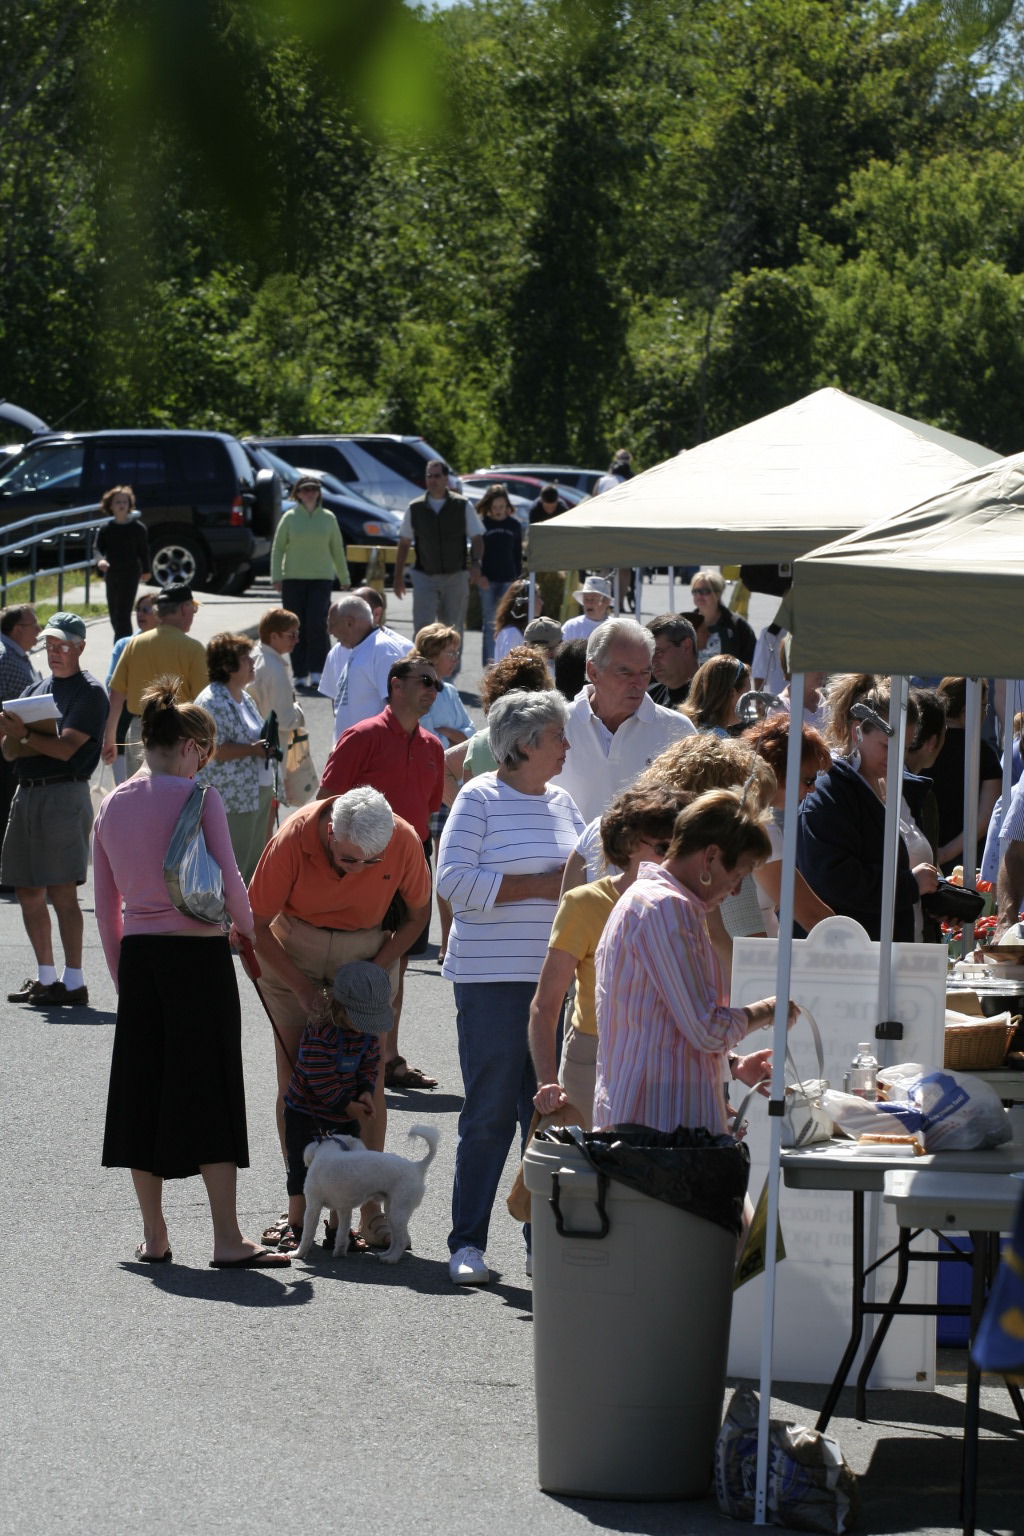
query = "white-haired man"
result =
(318, 593, 411, 739)
(550, 617, 695, 822)
(249, 785, 431, 1250)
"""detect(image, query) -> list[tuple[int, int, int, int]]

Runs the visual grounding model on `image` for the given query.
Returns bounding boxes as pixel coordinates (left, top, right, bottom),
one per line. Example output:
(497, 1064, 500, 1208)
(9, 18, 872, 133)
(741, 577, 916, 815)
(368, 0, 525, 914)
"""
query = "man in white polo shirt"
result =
(550, 617, 695, 822)
(318, 594, 410, 740)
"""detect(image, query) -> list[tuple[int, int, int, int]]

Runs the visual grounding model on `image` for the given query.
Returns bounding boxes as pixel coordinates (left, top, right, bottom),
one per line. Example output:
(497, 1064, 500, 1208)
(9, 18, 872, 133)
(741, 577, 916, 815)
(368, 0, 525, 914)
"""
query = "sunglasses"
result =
(402, 673, 443, 691)
(691, 587, 714, 598)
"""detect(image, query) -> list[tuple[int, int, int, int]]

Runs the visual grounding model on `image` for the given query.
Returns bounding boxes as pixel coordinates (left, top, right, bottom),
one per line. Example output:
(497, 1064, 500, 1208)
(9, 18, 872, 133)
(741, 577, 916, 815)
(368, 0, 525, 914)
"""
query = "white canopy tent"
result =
(755, 451, 1024, 1520)
(526, 387, 997, 572)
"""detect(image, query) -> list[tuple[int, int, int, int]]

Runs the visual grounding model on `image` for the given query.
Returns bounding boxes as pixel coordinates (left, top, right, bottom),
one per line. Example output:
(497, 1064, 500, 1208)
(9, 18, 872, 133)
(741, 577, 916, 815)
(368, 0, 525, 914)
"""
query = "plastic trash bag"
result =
(715, 1386, 860, 1532)
(536, 1125, 750, 1238)
(820, 1064, 1010, 1151)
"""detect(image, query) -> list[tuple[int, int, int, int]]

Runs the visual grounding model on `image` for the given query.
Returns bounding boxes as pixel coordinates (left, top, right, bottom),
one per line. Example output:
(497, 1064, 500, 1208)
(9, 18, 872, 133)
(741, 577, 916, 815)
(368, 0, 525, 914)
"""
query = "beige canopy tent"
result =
(789, 450, 1024, 677)
(526, 387, 997, 571)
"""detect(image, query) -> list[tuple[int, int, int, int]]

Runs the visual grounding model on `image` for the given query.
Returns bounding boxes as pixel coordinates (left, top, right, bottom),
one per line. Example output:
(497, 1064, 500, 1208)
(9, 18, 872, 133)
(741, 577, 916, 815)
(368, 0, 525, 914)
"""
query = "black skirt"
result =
(102, 934, 250, 1179)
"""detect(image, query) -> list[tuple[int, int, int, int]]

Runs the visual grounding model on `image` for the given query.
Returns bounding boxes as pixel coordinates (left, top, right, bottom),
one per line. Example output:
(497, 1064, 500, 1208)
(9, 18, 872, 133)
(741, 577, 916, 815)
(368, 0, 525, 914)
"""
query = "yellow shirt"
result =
(548, 875, 619, 1036)
(110, 625, 209, 714)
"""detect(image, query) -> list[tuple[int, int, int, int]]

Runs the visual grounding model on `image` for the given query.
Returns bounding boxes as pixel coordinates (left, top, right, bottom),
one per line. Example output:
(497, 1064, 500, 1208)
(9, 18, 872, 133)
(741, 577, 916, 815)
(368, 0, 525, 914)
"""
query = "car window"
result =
(295, 444, 357, 481)
(351, 438, 427, 485)
(88, 441, 172, 489)
(0, 442, 85, 496)
(173, 438, 229, 486)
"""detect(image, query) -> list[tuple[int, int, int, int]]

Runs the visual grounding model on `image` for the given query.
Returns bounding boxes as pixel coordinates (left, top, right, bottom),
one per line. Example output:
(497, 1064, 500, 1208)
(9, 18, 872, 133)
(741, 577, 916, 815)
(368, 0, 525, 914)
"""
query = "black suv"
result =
(0, 430, 277, 589)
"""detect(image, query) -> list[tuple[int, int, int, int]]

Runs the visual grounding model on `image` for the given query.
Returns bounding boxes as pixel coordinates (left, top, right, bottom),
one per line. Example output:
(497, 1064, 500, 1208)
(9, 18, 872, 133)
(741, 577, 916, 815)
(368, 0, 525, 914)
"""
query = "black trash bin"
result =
(523, 1126, 749, 1500)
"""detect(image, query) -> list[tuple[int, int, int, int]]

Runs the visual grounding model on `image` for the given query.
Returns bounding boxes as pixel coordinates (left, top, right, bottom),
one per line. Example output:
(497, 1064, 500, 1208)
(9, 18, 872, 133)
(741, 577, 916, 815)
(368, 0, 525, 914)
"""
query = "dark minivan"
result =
(0, 429, 277, 589)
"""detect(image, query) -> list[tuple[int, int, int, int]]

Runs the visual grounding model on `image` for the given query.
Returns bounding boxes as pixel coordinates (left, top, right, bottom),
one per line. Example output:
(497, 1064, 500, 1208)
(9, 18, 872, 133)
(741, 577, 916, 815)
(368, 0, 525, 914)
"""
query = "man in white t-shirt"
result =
(318, 594, 411, 739)
(561, 575, 613, 644)
(550, 617, 696, 822)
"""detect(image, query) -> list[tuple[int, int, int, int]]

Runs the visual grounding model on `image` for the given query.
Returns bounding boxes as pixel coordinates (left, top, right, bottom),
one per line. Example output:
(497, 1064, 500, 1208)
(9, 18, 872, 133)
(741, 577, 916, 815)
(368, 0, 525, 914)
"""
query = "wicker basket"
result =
(943, 1016, 1018, 1071)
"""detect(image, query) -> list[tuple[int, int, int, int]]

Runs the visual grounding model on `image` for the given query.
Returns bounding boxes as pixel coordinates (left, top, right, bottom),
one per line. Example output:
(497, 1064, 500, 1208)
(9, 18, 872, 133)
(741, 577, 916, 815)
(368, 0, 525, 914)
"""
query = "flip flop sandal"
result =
(384, 1056, 438, 1090)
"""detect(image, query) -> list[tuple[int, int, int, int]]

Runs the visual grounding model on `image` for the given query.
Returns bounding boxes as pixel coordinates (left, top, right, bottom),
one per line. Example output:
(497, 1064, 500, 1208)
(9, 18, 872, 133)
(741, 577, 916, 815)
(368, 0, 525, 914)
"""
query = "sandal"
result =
(320, 1224, 371, 1254)
(276, 1224, 303, 1254)
(383, 1055, 438, 1090)
(358, 1210, 393, 1250)
(261, 1213, 289, 1247)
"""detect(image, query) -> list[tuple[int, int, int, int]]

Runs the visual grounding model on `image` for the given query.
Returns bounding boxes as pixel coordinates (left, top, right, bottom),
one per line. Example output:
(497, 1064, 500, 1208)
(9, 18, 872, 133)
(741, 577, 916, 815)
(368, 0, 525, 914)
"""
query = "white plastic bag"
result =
(822, 1063, 1010, 1151)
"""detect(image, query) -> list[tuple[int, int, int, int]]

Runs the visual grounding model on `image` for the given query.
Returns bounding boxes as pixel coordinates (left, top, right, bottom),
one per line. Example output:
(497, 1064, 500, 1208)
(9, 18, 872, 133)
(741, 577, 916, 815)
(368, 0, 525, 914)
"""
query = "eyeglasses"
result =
(425, 471, 446, 481)
(801, 775, 817, 788)
(691, 587, 713, 598)
(441, 648, 460, 659)
(44, 639, 75, 653)
(639, 839, 670, 857)
(401, 673, 443, 691)
(137, 605, 155, 616)
(327, 827, 382, 866)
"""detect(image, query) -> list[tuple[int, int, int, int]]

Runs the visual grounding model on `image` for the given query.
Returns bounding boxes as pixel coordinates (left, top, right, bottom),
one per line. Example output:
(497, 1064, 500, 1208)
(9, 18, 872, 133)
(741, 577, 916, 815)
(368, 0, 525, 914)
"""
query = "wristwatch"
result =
(727, 1051, 740, 1078)
(19, 729, 30, 746)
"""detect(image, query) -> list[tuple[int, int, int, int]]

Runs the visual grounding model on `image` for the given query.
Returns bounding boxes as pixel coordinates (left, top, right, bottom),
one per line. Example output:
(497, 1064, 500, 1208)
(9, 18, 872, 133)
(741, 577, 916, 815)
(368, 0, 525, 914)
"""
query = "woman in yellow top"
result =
(270, 476, 350, 689)
(529, 783, 692, 1128)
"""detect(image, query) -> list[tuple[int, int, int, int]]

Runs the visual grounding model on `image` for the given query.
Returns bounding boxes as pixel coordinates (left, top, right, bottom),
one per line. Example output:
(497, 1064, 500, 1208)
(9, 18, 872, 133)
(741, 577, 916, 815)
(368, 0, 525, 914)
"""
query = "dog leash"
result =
(235, 932, 338, 1146)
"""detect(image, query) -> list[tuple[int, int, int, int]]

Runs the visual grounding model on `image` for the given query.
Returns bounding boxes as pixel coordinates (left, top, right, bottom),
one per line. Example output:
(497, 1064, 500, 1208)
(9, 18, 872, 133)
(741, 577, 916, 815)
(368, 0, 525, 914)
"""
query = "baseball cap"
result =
(332, 960, 393, 1036)
(39, 611, 86, 643)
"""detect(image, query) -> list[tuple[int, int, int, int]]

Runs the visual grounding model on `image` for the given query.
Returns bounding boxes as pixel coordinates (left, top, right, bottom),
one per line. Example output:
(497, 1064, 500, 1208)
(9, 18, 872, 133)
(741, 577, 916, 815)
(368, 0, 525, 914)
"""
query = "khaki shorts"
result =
(258, 913, 399, 1037)
(0, 780, 92, 887)
(559, 1022, 597, 1131)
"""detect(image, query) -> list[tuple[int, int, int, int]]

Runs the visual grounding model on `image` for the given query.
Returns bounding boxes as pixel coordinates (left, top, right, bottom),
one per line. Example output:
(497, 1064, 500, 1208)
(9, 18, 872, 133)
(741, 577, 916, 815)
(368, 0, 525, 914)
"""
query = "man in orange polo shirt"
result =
(249, 785, 430, 1250)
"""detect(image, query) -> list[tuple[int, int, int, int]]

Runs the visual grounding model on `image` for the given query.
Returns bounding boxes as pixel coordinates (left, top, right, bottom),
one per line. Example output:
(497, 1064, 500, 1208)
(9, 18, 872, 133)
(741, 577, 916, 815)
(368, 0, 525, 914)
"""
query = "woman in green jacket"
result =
(270, 476, 350, 688)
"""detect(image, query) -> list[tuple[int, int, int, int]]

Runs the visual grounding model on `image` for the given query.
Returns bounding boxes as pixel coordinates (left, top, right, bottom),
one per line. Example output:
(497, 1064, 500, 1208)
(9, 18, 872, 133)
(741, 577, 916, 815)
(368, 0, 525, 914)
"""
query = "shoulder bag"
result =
(163, 782, 229, 928)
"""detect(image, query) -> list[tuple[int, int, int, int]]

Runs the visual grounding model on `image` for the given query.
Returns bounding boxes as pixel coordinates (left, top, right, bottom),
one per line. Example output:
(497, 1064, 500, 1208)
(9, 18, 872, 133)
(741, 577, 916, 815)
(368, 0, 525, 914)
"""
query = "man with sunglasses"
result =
(0, 611, 109, 1006)
(317, 655, 445, 1090)
(249, 785, 431, 1247)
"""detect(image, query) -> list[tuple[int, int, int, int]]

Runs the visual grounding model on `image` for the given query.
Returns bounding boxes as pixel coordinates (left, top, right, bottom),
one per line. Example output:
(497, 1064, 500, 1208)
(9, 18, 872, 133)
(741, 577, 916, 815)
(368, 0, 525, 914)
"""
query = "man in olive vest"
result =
(392, 461, 484, 655)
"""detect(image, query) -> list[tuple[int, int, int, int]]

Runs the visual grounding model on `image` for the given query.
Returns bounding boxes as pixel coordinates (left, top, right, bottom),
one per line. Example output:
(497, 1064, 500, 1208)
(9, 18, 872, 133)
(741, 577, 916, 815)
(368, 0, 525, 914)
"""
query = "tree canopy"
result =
(2, 0, 1023, 467)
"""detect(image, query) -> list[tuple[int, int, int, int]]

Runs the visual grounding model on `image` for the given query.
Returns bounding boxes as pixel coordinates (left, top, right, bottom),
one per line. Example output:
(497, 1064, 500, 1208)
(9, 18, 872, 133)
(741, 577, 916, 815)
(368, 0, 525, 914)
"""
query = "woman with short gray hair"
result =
(438, 688, 585, 1287)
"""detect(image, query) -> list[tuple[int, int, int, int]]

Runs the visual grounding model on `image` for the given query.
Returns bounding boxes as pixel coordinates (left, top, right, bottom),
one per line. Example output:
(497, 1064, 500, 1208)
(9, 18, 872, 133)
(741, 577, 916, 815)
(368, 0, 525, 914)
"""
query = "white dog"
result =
(292, 1124, 439, 1264)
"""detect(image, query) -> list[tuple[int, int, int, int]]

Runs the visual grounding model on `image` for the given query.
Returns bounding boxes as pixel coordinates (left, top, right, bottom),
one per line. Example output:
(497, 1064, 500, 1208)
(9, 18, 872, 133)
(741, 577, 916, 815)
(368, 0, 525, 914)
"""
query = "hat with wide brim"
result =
(572, 576, 613, 603)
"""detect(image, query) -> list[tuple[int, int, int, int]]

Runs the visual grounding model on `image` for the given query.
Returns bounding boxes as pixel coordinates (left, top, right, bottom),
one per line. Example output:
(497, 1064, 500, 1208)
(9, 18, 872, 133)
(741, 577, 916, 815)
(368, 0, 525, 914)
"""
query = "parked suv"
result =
(253, 434, 456, 512)
(0, 430, 276, 589)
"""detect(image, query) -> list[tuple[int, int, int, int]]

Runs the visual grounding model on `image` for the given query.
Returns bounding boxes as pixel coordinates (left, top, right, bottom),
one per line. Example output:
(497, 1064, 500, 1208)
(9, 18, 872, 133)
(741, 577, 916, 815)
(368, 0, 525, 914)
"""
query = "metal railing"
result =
(0, 502, 103, 607)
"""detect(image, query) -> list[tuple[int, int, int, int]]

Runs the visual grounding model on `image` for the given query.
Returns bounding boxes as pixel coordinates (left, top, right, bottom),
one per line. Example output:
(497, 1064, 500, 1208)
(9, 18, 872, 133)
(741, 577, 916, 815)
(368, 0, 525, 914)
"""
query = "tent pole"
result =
(963, 680, 983, 952)
(755, 681, 806, 1524)
(667, 566, 675, 610)
(633, 566, 642, 622)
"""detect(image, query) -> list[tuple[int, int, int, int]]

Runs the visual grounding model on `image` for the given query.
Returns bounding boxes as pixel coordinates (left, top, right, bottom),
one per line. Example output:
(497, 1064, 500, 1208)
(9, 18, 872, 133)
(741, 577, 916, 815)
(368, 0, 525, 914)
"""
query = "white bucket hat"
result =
(572, 575, 613, 603)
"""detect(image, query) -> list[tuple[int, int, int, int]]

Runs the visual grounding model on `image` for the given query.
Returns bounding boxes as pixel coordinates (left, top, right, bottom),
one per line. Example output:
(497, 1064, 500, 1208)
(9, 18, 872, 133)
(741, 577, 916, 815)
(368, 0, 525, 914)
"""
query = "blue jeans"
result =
(478, 581, 511, 667)
(449, 981, 537, 1254)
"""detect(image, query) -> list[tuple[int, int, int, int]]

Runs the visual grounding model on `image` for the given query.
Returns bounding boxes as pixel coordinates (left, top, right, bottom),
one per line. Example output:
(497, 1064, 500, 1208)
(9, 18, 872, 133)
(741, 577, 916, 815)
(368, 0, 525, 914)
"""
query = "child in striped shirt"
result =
(278, 960, 392, 1252)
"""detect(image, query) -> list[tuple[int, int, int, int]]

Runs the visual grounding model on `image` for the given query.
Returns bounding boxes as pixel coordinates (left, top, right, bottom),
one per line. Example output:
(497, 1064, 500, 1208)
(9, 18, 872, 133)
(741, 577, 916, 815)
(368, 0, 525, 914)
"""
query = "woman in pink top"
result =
(593, 788, 797, 1136)
(94, 679, 289, 1270)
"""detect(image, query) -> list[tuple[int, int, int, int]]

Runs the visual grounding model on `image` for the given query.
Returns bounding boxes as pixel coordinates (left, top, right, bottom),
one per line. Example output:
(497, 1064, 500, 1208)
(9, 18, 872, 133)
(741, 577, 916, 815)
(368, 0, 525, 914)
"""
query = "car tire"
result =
(149, 531, 209, 589)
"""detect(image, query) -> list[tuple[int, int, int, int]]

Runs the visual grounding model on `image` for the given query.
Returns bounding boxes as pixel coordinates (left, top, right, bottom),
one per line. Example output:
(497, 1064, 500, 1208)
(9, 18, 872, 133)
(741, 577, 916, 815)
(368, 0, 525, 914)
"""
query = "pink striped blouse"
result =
(592, 863, 750, 1134)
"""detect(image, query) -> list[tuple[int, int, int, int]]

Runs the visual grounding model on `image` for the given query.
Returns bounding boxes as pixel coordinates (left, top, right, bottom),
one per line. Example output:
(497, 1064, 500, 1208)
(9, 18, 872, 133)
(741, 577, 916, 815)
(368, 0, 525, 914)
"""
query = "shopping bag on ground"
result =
(715, 1386, 859, 1532)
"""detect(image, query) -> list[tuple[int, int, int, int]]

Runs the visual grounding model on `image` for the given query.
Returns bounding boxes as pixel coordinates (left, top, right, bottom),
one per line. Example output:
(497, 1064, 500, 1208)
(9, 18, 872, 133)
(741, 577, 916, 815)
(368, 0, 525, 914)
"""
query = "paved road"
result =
(1, 578, 1017, 1534)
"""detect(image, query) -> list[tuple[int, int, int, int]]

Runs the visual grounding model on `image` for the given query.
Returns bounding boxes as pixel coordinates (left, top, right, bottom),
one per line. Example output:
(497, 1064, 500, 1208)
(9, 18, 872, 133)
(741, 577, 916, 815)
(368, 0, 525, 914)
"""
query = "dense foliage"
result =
(2, 0, 1024, 469)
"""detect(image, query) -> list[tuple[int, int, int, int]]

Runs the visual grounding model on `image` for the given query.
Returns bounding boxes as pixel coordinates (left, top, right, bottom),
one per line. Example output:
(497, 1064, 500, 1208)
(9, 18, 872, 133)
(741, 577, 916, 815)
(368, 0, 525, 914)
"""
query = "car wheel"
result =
(149, 533, 208, 589)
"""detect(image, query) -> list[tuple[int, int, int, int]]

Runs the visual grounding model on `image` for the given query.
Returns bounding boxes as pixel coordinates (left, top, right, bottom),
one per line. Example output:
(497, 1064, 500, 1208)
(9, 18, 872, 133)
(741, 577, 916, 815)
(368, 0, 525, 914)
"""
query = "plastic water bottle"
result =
(843, 1042, 879, 1101)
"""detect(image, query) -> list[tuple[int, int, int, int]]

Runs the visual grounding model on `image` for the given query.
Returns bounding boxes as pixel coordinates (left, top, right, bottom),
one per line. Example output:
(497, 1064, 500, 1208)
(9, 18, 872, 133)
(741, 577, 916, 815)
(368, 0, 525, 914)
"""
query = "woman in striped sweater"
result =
(438, 690, 585, 1286)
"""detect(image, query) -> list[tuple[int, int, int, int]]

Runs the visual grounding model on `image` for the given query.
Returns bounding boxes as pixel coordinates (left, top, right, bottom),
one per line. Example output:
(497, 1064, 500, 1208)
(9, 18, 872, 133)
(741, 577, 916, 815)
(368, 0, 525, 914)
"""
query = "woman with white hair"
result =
(438, 690, 586, 1285)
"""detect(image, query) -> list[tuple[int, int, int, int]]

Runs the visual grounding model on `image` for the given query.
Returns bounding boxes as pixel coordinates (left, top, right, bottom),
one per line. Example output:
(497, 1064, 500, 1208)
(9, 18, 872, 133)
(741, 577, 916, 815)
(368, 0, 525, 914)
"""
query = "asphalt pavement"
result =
(2, 577, 1020, 1535)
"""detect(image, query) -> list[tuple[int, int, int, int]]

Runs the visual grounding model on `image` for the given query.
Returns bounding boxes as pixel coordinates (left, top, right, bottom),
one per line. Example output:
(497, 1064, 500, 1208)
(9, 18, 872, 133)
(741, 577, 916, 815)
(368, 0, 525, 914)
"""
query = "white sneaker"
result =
(524, 1251, 533, 1278)
(449, 1246, 490, 1285)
